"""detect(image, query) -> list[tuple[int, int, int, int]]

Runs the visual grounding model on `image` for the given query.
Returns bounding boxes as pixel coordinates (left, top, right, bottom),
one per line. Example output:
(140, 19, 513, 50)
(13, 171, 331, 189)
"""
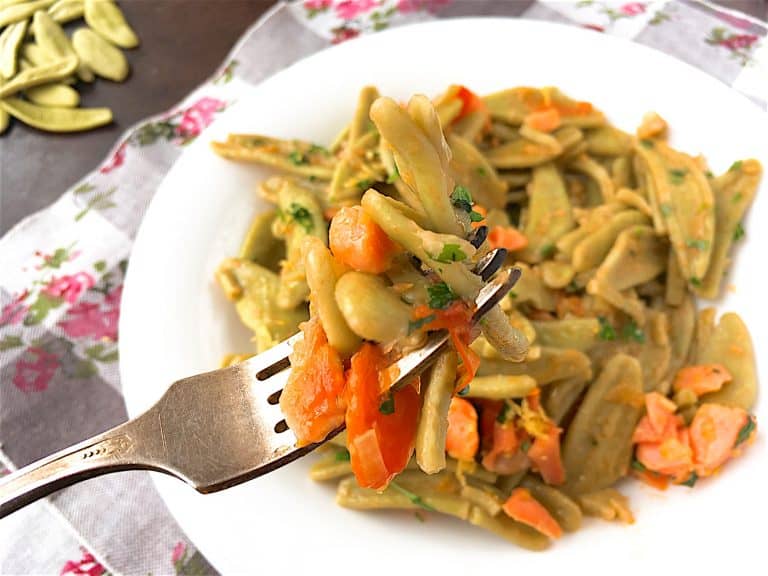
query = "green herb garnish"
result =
(450, 185, 474, 212)
(729, 160, 742, 172)
(508, 291, 518, 300)
(733, 222, 745, 242)
(540, 243, 556, 259)
(356, 178, 374, 191)
(631, 458, 647, 472)
(427, 282, 457, 310)
(639, 139, 654, 149)
(685, 238, 710, 250)
(469, 210, 484, 223)
(520, 439, 532, 453)
(390, 482, 436, 511)
(689, 276, 702, 287)
(735, 416, 756, 447)
(598, 316, 616, 341)
(660, 203, 673, 217)
(288, 151, 307, 165)
(476, 166, 488, 176)
(286, 203, 314, 232)
(457, 385, 470, 397)
(335, 448, 351, 462)
(732, 192, 744, 204)
(622, 320, 645, 343)
(496, 401, 511, 424)
(414, 511, 426, 522)
(565, 280, 580, 294)
(435, 243, 467, 263)
(680, 472, 698, 488)
(668, 168, 687, 185)
(705, 170, 714, 178)
(308, 143, 329, 155)
(379, 393, 395, 415)
(409, 314, 436, 333)
(386, 163, 400, 183)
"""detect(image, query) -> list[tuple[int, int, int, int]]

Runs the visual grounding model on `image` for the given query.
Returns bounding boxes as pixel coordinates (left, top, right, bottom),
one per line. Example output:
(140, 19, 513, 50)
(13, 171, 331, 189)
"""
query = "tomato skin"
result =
(455, 86, 486, 121)
(673, 364, 732, 397)
(689, 403, 748, 477)
(503, 488, 563, 539)
(329, 206, 399, 274)
(527, 426, 565, 486)
(280, 319, 347, 446)
(345, 343, 420, 489)
(488, 226, 529, 252)
(446, 397, 479, 461)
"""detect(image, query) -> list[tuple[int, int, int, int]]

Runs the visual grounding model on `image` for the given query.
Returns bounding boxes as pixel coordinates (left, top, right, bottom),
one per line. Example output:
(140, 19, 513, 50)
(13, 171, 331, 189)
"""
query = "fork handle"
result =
(0, 411, 162, 519)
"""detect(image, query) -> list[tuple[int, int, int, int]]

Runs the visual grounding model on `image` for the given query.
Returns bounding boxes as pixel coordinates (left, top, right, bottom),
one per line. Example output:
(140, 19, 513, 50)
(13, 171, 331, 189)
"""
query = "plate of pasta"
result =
(120, 18, 768, 576)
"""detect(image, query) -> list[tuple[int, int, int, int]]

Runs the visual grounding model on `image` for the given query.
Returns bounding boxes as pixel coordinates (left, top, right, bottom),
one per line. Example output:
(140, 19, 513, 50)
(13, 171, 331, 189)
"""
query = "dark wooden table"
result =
(0, 0, 764, 234)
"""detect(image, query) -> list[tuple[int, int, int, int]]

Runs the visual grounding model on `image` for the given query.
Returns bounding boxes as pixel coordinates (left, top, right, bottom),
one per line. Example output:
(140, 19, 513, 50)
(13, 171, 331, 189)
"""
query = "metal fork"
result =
(0, 250, 519, 519)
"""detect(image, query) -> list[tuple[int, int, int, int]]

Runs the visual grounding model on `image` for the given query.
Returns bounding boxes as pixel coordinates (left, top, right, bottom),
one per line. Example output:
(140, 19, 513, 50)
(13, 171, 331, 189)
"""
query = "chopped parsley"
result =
(732, 192, 744, 204)
(476, 166, 488, 176)
(564, 280, 580, 294)
(356, 178, 374, 191)
(729, 160, 742, 172)
(520, 439, 532, 453)
(508, 290, 518, 300)
(689, 276, 702, 287)
(409, 314, 436, 333)
(660, 203, 673, 217)
(390, 482, 436, 511)
(639, 139, 654, 149)
(631, 458, 647, 472)
(496, 401, 511, 424)
(469, 210, 485, 223)
(735, 416, 756, 447)
(286, 203, 314, 232)
(685, 238, 710, 250)
(540, 243, 556, 259)
(705, 170, 714, 178)
(427, 282, 457, 310)
(598, 316, 617, 341)
(387, 163, 400, 183)
(379, 393, 395, 415)
(308, 143, 329, 155)
(680, 472, 698, 488)
(435, 243, 467, 263)
(451, 185, 484, 222)
(451, 185, 473, 211)
(622, 320, 645, 343)
(288, 151, 307, 165)
(733, 222, 745, 242)
(668, 168, 687, 185)
(335, 448, 351, 462)
(457, 385, 470, 397)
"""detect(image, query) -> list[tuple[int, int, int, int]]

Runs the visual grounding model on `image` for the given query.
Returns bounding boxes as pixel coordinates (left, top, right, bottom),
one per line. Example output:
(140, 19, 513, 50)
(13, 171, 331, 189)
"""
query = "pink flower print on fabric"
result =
(171, 541, 186, 564)
(620, 2, 646, 16)
(58, 286, 122, 341)
(721, 34, 758, 50)
(0, 291, 29, 326)
(43, 272, 96, 304)
(304, 0, 331, 9)
(60, 549, 106, 576)
(99, 141, 128, 174)
(13, 347, 59, 392)
(397, 0, 449, 14)
(175, 97, 226, 139)
(335, 0, 376, 20)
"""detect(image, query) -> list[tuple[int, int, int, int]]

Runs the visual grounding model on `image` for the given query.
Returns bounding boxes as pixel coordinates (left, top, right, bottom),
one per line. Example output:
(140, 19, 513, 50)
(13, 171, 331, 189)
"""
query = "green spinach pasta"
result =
(212, 85, 760, 550)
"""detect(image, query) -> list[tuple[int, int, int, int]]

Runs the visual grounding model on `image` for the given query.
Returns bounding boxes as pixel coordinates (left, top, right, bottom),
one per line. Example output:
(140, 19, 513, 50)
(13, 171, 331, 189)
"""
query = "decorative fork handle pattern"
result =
(0, 411, 163, 518)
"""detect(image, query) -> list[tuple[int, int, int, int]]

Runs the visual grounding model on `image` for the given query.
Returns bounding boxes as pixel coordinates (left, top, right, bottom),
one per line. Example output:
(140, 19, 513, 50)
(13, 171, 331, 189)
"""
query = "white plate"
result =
(120, 18, 768, 576)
